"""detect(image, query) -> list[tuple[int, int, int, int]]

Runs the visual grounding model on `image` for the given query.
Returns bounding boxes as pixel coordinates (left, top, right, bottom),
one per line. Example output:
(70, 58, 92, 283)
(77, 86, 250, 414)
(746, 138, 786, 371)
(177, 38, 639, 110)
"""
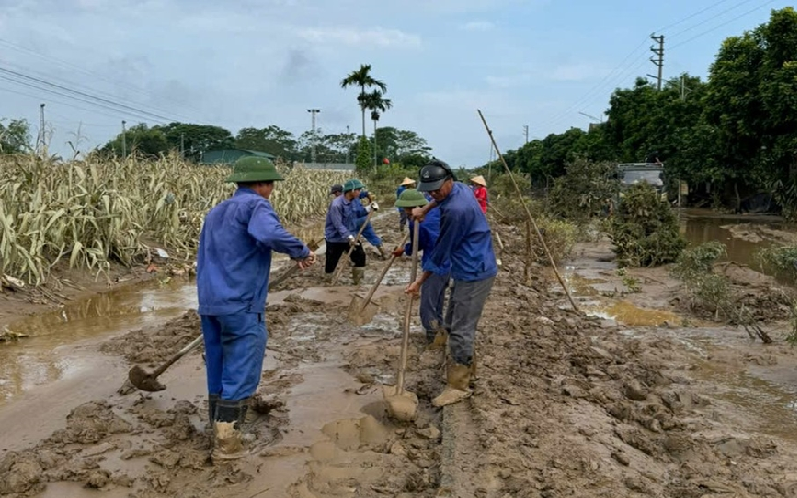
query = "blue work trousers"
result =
(200, 312, 267, 401)
(420, 272, 450, 341)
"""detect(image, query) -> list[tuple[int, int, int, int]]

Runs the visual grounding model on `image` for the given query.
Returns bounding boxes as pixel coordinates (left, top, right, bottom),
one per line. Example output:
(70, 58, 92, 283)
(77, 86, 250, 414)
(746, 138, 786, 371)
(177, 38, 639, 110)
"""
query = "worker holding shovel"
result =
(406, 158, 497, 407)
(324, 179, 368, 285)
(329, 184, 387, 260)
(197, 156, 316, 462)
(393, 188, 450, 348)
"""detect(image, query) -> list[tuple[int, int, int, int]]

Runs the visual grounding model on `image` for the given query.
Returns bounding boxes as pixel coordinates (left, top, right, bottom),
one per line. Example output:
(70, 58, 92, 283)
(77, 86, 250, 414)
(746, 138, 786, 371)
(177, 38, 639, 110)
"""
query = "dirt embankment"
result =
(3, 213, 797, 496)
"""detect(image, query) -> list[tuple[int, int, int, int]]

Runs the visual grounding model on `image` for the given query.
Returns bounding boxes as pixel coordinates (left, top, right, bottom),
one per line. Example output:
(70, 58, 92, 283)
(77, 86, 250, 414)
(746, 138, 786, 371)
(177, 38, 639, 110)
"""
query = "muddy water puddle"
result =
(0, 278, 197, 405)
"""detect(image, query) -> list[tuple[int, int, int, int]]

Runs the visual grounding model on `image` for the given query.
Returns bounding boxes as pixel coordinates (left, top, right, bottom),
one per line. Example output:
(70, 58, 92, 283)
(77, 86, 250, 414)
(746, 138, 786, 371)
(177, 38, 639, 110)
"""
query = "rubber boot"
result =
(205, 393, 219, 434)
(427, 329, 448, 351)
(351, 267, 364, 286)
(323, 272, 334, 285)
(377, 245, 388, 260)
(432, 361, 472, 407)
(238, 399, 257, 443)
(211, 400, 247, 462)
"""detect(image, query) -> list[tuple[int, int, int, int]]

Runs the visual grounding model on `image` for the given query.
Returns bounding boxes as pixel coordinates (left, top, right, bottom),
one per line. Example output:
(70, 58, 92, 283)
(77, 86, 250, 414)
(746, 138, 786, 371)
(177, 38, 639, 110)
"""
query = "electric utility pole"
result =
(36, 103, 45, 154)
(180, 133, 185, 158)
(649, 33, 664, 91)
(523, 125, 529, 144)
(307, 109, 320, 165)
(121, 120, 127, 157)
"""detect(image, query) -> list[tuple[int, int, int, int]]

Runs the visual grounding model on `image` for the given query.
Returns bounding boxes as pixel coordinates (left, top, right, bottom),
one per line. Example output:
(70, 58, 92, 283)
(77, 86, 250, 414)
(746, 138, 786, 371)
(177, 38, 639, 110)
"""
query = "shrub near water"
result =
(0, 155, 346, 285)
(608, 183, 685, 267)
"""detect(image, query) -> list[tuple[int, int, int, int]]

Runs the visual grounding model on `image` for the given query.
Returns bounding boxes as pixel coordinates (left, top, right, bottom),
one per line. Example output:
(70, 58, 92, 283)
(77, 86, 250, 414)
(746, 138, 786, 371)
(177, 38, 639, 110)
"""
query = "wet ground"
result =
(4, 211, 797, 496)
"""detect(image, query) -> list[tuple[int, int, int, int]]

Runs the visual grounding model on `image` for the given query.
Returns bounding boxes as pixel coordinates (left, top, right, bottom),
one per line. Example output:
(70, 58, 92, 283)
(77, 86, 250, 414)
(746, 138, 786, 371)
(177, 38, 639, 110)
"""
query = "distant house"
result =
(200, 149, 276, 165)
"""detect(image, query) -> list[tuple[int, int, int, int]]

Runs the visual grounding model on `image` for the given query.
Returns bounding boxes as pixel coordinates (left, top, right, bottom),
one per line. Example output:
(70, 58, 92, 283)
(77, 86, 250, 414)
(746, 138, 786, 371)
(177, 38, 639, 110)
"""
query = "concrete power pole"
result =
(180, 133, 185, 159)
(523, 125, 529, 144)
(307, 109, 320, 165)
(36, 103, 45, 154)
(121, 120, 127, 157)
(649, 33, 664, 91)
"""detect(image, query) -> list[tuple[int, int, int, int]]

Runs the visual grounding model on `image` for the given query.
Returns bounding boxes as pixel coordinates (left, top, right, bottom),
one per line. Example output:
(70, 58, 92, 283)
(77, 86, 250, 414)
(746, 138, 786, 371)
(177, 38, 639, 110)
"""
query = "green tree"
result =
(101, 123, 168, 158)
(362, 89, 393, 167)
(157, 123, 234, 162)
(340, 64, 387, 138)
(355, 136, 371, 172)
(0, 119, 31, 154)
(235, 125, 298, 160)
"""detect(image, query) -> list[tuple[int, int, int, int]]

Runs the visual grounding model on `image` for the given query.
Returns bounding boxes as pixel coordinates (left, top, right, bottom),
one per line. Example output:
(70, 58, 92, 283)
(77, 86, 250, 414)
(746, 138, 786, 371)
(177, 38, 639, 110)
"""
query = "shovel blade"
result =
(128, 364, 166, 392)
(382, 384, 418, 421)
(347, 294, 378, 326)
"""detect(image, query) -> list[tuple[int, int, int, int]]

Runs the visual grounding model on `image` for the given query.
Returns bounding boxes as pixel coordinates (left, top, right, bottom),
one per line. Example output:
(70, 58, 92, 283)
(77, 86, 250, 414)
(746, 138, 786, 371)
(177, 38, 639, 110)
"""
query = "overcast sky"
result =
(0, 0, 783, 166)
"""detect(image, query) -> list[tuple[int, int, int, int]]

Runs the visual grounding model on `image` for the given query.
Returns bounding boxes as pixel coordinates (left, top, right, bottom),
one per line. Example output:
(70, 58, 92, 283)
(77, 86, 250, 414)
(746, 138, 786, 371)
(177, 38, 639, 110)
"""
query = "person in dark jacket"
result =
(324, 179, 367, 285)
(394, 188, 451, 347)
(197, 156, 315, 461)
(406, 158, 497, 407)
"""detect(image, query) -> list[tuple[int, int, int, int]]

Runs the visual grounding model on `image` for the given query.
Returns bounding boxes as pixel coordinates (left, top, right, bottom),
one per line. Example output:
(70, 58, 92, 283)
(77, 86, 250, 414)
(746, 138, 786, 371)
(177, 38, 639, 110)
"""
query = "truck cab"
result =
(615, 163, 667, 202)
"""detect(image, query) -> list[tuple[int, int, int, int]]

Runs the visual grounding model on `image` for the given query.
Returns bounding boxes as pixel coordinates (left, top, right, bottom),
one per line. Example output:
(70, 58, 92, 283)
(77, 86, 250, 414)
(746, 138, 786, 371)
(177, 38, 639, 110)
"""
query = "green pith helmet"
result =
(225, 156, 284, 183)
(394, 188, 428, 208)
(343, 178, 365, 192)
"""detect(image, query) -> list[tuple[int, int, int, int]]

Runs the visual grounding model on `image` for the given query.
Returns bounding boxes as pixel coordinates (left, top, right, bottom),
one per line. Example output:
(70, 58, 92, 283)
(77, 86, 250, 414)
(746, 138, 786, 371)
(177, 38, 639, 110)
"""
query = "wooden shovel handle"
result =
(396, 221, 420, 394)
(357, 232, 410, 313)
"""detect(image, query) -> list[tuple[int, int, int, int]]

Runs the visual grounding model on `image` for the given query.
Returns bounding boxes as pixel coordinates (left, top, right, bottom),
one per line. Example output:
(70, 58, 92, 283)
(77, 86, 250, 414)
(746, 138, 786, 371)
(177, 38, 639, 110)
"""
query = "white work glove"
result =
(370, 201, 379, 211)
(348, 235, 356, 247)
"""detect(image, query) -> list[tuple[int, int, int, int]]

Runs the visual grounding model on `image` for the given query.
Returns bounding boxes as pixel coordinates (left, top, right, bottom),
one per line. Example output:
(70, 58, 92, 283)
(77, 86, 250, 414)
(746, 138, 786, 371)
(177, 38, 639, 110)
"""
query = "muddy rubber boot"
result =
(351, 267, 364, 286)
(238, 399, 257, 443)
(205, 394, 219, 435)
(432, 362, 472, 408)
(427, 329, 448, 351)
(211, 400, 247, 462)
(377, 245, 388, 260)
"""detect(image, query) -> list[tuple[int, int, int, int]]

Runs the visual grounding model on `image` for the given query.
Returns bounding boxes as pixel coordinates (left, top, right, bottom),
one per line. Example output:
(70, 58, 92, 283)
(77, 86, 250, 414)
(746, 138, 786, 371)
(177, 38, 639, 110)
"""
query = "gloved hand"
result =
(392, 247, 404, 257)
(348, 235, 357, 247)
(370, 201, 379, 211)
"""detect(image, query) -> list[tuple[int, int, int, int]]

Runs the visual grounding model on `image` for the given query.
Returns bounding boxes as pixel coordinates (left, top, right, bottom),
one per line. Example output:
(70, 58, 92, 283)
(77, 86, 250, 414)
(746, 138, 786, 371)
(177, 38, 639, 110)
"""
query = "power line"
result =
(0, 73, 169, 124)
(668, 0, 762, 39)
(654, 0, 735, 32)
(670, 0, 778, 49)
(0, 64, 178, 122)
(0, 36, 207, 120)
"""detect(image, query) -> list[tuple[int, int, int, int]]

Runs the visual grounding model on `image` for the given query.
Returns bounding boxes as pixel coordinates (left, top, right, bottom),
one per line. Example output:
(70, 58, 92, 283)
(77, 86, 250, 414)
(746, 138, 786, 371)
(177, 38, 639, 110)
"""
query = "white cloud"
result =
(461, 21, 495, 31)
(297, 27, 421, 48)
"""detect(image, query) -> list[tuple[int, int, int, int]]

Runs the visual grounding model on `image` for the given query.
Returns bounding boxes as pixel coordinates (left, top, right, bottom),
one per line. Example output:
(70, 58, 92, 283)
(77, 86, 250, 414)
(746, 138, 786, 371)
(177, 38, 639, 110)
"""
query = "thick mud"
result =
(4, 213, 797, 496)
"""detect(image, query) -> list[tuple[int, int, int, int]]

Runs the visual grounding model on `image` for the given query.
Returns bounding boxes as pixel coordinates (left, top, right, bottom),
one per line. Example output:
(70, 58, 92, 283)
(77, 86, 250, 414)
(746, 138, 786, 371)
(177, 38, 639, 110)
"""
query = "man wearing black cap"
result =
(406, 158, 497, 407)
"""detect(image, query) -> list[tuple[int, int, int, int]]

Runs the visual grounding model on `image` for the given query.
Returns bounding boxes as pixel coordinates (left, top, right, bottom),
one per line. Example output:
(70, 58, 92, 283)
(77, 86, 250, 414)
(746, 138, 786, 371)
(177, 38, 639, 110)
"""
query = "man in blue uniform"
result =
(393, 188, 450, 348)
(197, 156, 316, 461)
(329, 184, 385, 259)
(395, 177, 416, 231)
(406, 158, 497, 407)
(324, 179, 367, 285)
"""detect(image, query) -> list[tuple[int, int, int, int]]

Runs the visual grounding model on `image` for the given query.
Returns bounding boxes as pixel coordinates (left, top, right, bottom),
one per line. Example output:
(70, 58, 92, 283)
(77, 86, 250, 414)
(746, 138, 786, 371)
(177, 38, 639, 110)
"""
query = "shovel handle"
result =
(396, 221, 420, 394)
(357, 232, 410, 313)
(151, 334, 203, 377)
(331, 209, 373, 285)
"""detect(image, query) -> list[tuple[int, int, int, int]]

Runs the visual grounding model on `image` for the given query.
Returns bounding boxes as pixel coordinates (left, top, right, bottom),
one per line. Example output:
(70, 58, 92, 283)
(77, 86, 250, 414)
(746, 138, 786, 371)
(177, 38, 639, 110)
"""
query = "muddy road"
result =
(3, 212, 797, 497)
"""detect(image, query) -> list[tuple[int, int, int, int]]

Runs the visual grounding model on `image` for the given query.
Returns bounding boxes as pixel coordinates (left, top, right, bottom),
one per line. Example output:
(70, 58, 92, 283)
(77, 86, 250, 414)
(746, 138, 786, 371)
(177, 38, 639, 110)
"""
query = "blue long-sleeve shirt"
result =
(197, 188, 310, 316)
(427, 182, 497, 282)
(353, 200, 382, 247)
(405, 206, 449, 275)
(324, 195, 356, 243)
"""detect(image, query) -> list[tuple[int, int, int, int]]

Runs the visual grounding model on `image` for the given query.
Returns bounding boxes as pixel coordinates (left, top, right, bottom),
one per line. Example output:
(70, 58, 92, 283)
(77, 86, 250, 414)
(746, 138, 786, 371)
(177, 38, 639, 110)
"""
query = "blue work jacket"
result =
(427, 182, 497, 282)
(405, 206, 449, 275)
(324, 194, 356, 243)
(197, 188, 310, 316)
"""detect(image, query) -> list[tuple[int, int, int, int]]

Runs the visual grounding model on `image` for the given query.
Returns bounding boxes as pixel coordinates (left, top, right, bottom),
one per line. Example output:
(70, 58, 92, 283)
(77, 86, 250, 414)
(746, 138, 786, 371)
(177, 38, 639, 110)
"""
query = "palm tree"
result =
(340, 64, 387, 138)
(362, 89, 393, 168)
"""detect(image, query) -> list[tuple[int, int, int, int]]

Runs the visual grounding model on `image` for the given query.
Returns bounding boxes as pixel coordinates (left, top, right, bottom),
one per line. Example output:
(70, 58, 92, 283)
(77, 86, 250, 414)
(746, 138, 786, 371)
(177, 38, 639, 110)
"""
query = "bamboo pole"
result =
(477, 110, 580, 313)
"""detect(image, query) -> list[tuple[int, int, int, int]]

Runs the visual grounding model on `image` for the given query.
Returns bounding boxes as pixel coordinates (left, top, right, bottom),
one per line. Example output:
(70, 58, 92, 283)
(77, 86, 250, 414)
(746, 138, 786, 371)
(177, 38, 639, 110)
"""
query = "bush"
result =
(755, 245, 797, 283)
(671, 242, 731, 313)
(547, 157, 619, 222)
(609, 183, 686, 267)
(532, 218, 577, 266)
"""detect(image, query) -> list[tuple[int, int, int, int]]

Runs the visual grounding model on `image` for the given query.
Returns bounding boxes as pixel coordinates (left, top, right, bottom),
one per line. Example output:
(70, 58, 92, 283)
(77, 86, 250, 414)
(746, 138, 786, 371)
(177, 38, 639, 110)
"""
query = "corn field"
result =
(0, 154, 347, 285)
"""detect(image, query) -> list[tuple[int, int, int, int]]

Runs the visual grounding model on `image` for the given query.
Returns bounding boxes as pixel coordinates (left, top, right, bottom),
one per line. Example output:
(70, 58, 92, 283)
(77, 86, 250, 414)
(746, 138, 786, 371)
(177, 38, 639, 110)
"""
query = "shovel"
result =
(347, 232, 410, 326)
(383, 221, 420, 422)
(125, 240, 319, 393)
(331, 210, 373, 286)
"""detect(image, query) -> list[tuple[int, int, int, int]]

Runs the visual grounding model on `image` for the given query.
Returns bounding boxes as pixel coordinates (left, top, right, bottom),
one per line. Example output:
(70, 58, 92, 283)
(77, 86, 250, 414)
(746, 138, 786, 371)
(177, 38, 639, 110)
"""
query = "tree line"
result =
(487, 7, 797, 214)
